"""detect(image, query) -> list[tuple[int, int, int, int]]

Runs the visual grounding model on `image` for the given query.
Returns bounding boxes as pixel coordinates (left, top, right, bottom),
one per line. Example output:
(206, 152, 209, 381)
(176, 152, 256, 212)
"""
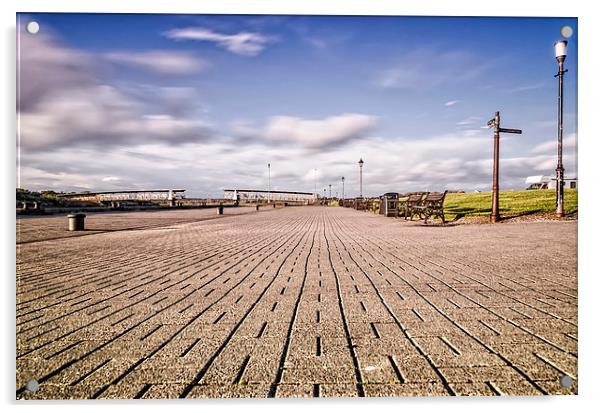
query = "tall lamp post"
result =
(329, 184, 332, 199)
(358, 158, 364, 198)
(341, 176, 345, 201)
(314, 168, 317, 201)
(554, 40, 568, 218)
(267, 163, 271, 204)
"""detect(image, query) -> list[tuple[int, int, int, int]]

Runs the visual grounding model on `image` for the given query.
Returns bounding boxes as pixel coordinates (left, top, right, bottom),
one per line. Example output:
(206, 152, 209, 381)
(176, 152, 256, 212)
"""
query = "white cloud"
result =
(445, 100, 459, 107)
(20, 84, 212, 150)
(17, 29, 213, 151)
(20, 126, 577, 197)
(234, 113, 378, 149)
(456, 116, 482, 126)
(104, 51, 207, 75)
(17, 30, 95, 112)
(164, 27, 272, 56)
(531, 133, 577, 153)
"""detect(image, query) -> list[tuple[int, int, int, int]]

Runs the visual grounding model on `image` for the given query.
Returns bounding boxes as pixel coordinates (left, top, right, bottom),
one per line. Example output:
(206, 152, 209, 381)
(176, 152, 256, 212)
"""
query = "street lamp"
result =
(341, 176, 345, 201)
(267, 163, 271, 204)
(358, 158, 364, 198)
(329, 184, 332, 199)
(554, 40, 568, 218)
(314, 168, 317, 200)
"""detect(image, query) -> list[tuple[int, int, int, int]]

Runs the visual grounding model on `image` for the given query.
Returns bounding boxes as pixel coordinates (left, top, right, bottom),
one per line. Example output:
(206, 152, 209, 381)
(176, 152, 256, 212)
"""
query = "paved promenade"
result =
(16, 206, 577, 398)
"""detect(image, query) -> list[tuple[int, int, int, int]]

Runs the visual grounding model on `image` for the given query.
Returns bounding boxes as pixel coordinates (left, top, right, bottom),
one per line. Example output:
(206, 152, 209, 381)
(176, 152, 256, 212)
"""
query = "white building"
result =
(525, 175, 577, 190)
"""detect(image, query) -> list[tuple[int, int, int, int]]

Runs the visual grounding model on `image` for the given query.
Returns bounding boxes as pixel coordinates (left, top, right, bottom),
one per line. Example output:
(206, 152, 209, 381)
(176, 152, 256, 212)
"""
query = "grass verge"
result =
(444, 189, 578, 219)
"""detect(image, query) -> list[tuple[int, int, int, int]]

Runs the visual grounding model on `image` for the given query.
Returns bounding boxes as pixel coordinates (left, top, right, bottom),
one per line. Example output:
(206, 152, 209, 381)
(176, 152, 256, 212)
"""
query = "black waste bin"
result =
(67, 213, 86, 231)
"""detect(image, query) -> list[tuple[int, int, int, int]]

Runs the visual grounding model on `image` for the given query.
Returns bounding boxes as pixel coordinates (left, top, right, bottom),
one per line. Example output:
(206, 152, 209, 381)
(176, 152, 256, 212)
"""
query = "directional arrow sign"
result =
(487, 118, 496, 128)
(498, 128, 522, 134)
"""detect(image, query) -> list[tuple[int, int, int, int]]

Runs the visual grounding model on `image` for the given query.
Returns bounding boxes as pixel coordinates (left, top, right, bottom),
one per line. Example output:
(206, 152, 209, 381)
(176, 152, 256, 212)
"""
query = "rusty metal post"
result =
(491, 111, 501, 223)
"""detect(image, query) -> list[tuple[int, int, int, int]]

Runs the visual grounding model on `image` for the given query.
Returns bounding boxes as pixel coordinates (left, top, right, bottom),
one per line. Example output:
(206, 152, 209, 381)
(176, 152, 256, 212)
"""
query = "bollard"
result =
(273, 203, 276, 209)
(217, 206, 224, 215)
(67, 213, 86, 231)
(255, 205, 260, 211)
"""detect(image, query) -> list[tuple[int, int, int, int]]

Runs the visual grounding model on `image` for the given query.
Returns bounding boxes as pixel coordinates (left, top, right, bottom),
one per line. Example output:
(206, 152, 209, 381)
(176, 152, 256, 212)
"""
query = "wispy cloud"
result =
(376, 49, 493, 90)
(164, 27, 273, 56)
(444, 100, 460, 107)
(531, 133, 577, 153)
(456, 116, 482, 126)
(18, 29, 214, 151)
(104, 50, 207, 75)
(507, 83, 546, 93)
(233, 113, 378, 149)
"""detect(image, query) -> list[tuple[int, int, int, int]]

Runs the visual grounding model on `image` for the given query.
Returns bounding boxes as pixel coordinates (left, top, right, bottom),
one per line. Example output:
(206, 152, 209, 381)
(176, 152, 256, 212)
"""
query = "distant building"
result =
(57, 189, 186, 202)
(525, 175, 577, 190)
(223, 189, 316, 203)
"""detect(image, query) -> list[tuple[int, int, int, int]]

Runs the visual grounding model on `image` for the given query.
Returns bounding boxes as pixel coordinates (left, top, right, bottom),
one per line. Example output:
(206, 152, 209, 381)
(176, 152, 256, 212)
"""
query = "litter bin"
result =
(67, 213, 86, 231)
(217, 206, 224, 215)
(381, 193, 399, 217)
(255, 205, 260, 211)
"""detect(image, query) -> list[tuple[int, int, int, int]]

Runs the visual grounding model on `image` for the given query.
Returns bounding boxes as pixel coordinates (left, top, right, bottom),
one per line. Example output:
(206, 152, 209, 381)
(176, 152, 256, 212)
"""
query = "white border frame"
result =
(3, 1, 600, 412)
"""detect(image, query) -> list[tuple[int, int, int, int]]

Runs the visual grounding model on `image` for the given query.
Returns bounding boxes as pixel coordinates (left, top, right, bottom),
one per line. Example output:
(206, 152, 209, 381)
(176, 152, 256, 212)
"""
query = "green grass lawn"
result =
(444, 189, 578, 218)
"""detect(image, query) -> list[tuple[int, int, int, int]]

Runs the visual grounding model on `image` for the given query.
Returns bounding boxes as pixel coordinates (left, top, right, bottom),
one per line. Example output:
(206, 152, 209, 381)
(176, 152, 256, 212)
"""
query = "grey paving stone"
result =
(16, 207, 577, 399)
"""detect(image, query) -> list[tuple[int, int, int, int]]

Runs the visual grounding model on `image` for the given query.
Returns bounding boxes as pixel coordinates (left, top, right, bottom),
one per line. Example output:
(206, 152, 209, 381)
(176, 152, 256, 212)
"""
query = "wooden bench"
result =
(401, 192, 427, 220)
(408, 191, 447, 223)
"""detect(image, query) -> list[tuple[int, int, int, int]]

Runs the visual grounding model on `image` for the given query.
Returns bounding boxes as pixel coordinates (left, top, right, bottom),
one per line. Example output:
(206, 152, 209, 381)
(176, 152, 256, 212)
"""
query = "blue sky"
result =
(17, 13, 577, 197)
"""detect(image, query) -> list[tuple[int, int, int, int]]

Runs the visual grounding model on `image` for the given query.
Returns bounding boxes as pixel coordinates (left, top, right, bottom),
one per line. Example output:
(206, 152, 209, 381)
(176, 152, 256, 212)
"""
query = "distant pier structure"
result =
(57, 189, 186, 202)
(224, 189, 316, 204)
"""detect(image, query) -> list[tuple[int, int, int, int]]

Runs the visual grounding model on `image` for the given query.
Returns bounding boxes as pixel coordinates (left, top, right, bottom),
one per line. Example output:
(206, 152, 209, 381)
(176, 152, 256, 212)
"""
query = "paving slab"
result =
(16, 206, 577, 398)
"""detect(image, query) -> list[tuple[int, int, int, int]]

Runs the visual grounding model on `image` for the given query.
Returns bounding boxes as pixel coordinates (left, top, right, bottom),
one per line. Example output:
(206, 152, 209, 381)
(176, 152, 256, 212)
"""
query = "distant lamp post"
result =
(267, 163, 271, 204)
(329, 184, 332, 199)
(341, 176, 345, 201)
(554, 40, 568, 218)
(314, 168, 317, 200)
(358, 158, 364, 198)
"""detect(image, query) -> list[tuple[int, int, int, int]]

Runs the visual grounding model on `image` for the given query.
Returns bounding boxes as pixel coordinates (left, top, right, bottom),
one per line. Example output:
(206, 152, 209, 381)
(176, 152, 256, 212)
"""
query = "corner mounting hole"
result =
(560, 26, 573, 39)
(26, 379, 39, 392)
(560, 375, 574, 388)
(26, 21, 40, 34)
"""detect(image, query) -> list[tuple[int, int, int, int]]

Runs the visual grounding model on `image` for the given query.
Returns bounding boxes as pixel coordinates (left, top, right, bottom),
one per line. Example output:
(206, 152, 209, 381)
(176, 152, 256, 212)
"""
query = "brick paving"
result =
(16, 206, 577, 399)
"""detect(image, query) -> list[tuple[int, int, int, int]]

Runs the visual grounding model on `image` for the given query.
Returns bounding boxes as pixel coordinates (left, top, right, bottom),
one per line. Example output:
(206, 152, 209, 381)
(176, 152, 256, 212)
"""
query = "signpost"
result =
(488, 112, 522, 223)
